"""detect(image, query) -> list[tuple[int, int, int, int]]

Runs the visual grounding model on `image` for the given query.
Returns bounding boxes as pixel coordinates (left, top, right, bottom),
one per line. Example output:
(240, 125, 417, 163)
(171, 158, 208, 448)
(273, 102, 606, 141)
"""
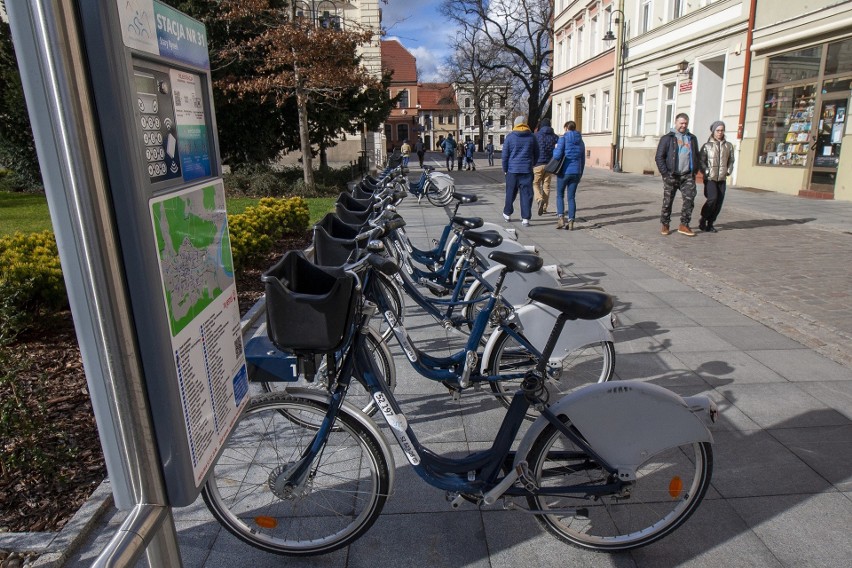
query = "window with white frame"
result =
(566, 33, 572, 68)
(556, 103, 563, 129)
(603, 90, 611, 130)
(641, 1, 652, 34)
(439, 115, 445, 125)
(589, 94, 597, 132)
(590, 16, 598, 57)
(448, 115, 454, 124)
(500, 115, 506, 127)
(464, 97, 471, 108)
(398, 89, 410, 108)
(662, 83, 676, 132)
(577, 26, 584, 62)
(633, 89, 645, 136)
(465, 115, 471, 127)
(673, 0, 687, 18)
(557, 39, 565, 72)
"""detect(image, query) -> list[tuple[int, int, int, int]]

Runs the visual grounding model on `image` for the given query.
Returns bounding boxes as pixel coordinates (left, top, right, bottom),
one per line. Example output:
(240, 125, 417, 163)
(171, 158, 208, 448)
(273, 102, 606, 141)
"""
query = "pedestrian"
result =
(501, 115, 539, 226)
(414, 137, 426, 168)
(552, 121, 585, 230)
(532, 118, 559, 216)
(654, 113, 700, 236)
(400, 139, 411, 168)
(486, 139, 494, 166)
(440, 134, 457, 171)
(464, 138, 476, 171)
(698, 120, 735, 233)
(456, 142, 464, 171)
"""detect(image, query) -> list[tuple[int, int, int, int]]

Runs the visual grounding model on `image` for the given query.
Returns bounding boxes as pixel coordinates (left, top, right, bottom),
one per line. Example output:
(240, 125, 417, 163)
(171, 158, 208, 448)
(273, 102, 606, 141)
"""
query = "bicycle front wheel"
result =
(487, 330, 615, 412)
(203, 393, 390, 556)
(526, 417, 712, 551)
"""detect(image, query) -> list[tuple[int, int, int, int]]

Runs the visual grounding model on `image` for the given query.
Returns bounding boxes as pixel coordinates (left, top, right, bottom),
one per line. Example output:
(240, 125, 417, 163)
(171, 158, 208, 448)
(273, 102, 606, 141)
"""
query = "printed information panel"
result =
(150, 180, 248, 484)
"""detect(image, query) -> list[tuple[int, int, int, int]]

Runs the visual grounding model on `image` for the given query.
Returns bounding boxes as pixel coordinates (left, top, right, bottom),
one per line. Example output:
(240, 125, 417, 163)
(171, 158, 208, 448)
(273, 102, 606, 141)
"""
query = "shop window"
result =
(757, 84, 815, 167)
(825, 37, 852, 76)
(767, 47, 821, 84)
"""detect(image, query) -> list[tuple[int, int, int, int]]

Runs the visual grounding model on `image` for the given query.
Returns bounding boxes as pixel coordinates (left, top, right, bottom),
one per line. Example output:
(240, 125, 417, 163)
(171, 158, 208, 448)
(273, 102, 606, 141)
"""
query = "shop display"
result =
(758, 85, 815, 167)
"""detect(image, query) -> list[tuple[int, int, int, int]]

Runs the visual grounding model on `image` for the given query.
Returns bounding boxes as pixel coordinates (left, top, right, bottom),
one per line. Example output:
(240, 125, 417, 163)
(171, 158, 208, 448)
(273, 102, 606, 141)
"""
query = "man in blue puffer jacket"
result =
(501, 116, 539, 226)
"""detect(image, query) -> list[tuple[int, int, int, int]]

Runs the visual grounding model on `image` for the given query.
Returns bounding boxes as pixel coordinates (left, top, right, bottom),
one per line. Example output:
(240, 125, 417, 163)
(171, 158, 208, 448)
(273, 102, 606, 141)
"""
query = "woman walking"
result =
(698, 121, 735, 232)
(552, 121, 586, 230)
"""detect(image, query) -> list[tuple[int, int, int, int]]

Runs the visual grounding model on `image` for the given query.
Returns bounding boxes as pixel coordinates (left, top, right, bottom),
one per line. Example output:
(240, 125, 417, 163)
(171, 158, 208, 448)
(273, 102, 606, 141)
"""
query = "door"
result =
(809, 93, 849, 194)
(574, 96, 584, 132)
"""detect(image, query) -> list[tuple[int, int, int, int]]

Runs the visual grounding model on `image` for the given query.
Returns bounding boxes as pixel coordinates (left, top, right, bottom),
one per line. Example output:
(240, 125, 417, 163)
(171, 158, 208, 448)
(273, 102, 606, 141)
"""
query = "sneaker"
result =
(661, 224, 670, 235)
(522, 219, 530, 227)
(677, 224, 696, 236)
(503, 213, 511, 222)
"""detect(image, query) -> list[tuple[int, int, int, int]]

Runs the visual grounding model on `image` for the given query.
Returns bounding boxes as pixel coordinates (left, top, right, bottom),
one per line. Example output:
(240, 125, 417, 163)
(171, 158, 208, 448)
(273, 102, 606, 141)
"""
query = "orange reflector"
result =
(668, 476, 684, 499)
(255, 516, 278, 529)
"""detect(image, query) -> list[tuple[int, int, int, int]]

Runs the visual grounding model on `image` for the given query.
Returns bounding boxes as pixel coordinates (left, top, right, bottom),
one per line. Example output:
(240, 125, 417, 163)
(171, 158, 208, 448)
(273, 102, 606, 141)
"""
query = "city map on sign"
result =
(151, 182, 234, 336)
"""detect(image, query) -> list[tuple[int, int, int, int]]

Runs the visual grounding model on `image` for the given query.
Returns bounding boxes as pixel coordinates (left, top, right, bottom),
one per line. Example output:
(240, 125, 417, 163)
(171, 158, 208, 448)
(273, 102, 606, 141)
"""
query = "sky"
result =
(381, 0, 459, 82)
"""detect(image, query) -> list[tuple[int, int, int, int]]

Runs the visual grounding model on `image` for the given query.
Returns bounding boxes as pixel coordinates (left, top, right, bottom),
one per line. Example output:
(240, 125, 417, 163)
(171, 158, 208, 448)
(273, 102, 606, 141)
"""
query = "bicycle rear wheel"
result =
(526, 416, 712, 551)
(203, 393, 390, 556)
(487, 330, 615, 412)
(261, 325, 396, 417)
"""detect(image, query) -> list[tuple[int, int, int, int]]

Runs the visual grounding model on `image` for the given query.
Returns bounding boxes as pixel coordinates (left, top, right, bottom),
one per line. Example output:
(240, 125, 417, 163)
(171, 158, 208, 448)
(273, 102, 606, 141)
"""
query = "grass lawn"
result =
(1, 192, 336, 236)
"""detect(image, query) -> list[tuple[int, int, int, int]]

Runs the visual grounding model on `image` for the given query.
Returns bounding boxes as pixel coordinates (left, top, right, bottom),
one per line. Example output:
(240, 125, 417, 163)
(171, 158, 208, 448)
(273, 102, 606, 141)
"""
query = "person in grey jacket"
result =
(698, 121, 735, 232)
(501, 116, 539, 226)
(655, 113, 700, 236)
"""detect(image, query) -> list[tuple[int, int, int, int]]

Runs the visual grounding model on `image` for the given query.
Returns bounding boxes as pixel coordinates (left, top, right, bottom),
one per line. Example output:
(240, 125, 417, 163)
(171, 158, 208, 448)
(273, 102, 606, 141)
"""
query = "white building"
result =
(454, 83, 513, 150)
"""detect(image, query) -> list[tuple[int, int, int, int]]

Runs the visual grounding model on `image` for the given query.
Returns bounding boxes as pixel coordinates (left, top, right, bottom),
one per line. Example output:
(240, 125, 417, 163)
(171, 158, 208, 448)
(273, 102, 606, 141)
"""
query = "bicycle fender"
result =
(513, 382, 715, 481)
(481, 303, 613, 368)
(283, 387, 396, 493)
(474, 264, 561, 308)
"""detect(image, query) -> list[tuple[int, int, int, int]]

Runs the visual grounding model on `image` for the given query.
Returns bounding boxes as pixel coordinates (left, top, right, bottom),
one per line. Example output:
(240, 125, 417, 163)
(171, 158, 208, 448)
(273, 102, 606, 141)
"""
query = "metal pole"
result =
(5, 2, 181, 566)
(610, 0, 625, 172)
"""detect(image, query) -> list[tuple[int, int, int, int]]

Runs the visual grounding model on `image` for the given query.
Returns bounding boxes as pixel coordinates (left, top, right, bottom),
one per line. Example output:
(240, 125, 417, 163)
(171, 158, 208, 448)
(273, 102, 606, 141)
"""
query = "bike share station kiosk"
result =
(7, 2, 246, 565)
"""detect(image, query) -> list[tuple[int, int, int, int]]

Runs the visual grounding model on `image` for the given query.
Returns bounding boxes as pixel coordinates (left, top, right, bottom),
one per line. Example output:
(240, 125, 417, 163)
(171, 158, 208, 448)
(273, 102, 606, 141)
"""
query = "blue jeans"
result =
(504, 172, 534, 220)
(556, 174, 581, 219)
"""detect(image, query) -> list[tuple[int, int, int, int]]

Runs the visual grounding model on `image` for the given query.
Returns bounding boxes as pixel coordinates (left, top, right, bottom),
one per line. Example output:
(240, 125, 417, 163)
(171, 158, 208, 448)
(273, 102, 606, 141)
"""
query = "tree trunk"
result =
(295, 82, 314, 190)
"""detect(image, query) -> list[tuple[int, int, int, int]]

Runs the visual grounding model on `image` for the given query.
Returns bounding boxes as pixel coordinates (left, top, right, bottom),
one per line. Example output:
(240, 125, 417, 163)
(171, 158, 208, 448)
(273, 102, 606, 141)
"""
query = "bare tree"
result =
(440, 0, 553, 129)
(444, 25, 511, 150)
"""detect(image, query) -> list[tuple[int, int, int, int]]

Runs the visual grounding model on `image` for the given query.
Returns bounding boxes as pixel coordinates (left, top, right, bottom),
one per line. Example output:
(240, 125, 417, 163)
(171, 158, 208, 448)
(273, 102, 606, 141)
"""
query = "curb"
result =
(0, 301, 268, 566)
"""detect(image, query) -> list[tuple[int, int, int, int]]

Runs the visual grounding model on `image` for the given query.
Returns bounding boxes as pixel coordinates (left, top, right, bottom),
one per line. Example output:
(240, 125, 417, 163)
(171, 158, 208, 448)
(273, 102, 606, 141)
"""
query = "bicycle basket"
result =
(262, 250, 358, 353)
(313, 213, 359, 267)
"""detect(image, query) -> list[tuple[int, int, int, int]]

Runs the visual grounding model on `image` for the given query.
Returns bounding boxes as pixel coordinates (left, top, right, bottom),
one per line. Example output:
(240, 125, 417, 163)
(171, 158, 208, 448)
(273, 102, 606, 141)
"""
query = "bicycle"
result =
(204, 240, 717, 556)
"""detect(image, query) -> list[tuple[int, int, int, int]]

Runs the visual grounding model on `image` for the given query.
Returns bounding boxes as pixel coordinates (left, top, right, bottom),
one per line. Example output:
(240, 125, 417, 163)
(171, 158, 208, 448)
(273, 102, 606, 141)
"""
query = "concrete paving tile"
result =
(171, 518, 220, 568)
(611, 351, 693, 382)
(647, 327, 739, 353)
(611, 291, 671, 310)
(382, 442, 473, 514)
(676, 306, 760, 327)
(797, 381, 852, 419)
(716, 382, 850, 429)
(611, 326, 670, 355)
(703, 325, 809, 351)
(347, 511, 491, 568)
(728, 493, 852, 568)
(628, 498, 781, 568)
(393, 393, 467, 443)
(746, 349, 852, 383)
(482, 509, 635, 568)
(674, 351, 788, 386)
(710, 430, 833, 498)
(770, 425, 852, 492)
(207, 529, 346, 567)
(615, 307, 699, 330)
(635, 278, 696, 293)
(660, 291, 726, 307)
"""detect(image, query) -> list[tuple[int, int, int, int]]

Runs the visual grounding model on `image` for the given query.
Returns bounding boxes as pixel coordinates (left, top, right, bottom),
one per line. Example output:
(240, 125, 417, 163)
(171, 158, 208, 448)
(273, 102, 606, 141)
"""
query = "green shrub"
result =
(224, 165, 348, 199)
(227, 196, 310, 268)
(0, 231, 67, 337)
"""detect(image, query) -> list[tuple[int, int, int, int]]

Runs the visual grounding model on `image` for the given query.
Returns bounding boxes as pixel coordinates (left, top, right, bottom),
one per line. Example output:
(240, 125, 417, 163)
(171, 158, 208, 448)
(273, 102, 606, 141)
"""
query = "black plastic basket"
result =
(262, 250, 358, 353)
(313, 213, 359, 267)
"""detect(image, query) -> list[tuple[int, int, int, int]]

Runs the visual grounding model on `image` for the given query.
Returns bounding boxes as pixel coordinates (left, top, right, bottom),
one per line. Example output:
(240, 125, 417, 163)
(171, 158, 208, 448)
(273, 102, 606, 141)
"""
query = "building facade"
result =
(454, 83, 513, 150)
(381, 39, 421, 154)
(417, 82, 459, 151)
(553, 0, 852, 201)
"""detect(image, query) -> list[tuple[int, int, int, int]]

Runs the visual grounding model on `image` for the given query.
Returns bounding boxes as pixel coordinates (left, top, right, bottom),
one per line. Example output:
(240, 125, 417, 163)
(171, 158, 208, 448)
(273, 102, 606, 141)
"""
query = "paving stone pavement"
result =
(16, 158, 852, 567)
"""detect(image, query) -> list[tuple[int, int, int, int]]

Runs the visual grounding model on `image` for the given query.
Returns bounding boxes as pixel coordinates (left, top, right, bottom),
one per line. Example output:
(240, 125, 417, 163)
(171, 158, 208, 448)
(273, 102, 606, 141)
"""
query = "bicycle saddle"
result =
(451, 216, 484, 229)
(527, 287, 613, 320)
(488, 251, 543, 273)
(452, 192, 478, 204)
(464, 229, 503, 249)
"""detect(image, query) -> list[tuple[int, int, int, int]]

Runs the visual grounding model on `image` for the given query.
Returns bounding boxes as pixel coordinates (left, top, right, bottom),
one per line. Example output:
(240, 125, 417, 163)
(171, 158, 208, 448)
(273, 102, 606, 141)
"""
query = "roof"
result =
(381, 40, 418, 84)
(417, 82, 458, 110)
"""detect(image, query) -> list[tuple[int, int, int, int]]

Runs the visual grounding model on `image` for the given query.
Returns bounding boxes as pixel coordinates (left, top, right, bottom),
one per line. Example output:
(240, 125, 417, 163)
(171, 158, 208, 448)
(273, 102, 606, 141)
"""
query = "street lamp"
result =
(295, 0, 346, 30)
(603, 2, 625, 172)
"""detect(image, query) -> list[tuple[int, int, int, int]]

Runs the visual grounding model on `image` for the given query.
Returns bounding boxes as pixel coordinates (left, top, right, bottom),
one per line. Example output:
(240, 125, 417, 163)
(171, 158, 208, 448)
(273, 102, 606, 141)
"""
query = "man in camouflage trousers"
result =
(654, 113, 700, 236)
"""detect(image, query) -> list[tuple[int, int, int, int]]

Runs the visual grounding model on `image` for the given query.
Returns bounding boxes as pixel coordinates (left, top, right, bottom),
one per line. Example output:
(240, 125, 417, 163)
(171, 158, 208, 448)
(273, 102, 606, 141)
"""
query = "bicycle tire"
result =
(526, 417, 712, 551)
(486, 329, 615, 415)
(261, 325, 396, 417)
(202, 392, 390, 556)
(373, 271, 405, 342)
(425, 180, 453, 206)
